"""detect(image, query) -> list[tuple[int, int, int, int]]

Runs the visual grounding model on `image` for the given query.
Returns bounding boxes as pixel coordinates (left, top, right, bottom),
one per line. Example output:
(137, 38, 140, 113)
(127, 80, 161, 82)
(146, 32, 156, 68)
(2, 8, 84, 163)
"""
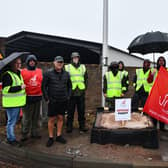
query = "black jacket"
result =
(2, 70, 22, 92)
(42, 68, 72, 102)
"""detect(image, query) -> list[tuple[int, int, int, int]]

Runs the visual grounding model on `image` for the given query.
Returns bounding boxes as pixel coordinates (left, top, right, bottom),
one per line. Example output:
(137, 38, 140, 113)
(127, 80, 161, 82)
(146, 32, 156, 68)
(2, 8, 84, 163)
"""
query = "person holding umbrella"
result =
(132, 59, 152, 112)
(2, 57, 26, 146)
(147, 56, 166, 131)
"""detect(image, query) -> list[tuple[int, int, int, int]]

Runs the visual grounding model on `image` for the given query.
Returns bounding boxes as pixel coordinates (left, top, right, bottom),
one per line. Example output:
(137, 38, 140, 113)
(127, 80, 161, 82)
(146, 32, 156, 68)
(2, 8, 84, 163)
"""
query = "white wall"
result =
(107, 47, 144, 67)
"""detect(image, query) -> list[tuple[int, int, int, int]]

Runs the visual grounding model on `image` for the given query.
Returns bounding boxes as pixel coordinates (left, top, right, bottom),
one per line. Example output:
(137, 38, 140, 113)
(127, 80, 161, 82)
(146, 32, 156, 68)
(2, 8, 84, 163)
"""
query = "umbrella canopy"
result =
(0, 52, 29, 70)
(128, 31, 168, 54)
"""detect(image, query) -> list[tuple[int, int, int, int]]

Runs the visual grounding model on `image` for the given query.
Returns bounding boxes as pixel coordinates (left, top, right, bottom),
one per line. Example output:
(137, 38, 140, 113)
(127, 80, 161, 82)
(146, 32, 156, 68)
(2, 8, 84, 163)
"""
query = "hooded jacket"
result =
(21, 55, 42, 103)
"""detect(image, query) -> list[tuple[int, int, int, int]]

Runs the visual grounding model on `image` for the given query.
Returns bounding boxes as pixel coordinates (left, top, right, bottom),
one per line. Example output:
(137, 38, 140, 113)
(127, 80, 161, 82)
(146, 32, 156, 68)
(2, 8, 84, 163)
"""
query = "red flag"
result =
(143, 66, 168, 124)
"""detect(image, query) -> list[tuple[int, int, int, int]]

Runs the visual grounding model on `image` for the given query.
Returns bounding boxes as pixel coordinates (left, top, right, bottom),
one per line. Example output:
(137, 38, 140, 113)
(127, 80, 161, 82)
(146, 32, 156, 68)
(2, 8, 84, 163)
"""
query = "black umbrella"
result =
(128, 31, 168, 64)
(0, 52, 29, 70)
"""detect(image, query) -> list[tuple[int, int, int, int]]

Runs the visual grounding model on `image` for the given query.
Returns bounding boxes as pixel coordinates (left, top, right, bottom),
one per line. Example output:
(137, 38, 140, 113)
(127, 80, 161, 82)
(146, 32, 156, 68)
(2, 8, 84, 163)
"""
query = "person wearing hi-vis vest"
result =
(147, 56, 166, 132)
(118, 61, 129, 92)
(65, 52, 88, 133)
(2, 58, 26, 146)
(103, 61, 128, 109)
(21, 55, 43, 141)
(131, 59, 152, 112)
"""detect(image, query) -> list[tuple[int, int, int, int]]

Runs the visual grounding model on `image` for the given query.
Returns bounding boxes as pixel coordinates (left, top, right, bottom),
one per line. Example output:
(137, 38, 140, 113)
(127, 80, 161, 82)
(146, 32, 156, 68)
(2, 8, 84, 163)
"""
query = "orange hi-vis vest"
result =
(21, 68, 43, 96)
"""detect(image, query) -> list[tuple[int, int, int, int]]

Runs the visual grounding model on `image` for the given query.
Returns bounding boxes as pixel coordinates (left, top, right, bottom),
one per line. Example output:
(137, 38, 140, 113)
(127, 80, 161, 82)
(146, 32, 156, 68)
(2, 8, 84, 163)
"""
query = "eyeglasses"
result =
(57, 61, 63, 63)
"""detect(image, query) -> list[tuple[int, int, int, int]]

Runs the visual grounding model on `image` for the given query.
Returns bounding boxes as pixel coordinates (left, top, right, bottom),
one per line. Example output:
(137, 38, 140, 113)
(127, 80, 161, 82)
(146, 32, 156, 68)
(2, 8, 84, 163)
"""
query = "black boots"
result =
(79, 125, 88, 133)
(66, 123, 73, 133)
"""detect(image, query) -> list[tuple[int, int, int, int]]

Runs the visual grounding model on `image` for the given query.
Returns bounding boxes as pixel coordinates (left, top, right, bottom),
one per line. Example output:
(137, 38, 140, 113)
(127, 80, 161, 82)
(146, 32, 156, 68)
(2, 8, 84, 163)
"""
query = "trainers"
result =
(56, 135, 67, 144)
(46, 138, 54, 147)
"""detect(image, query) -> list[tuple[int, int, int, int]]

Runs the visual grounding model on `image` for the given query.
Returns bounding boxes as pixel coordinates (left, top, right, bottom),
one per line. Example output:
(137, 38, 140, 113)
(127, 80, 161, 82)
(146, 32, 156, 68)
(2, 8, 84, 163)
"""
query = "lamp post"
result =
(102, 0, 108, 106)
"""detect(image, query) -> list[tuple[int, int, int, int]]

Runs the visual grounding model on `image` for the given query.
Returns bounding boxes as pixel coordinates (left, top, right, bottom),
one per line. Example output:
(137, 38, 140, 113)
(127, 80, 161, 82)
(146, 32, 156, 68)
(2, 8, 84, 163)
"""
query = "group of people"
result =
(1, 52, 88, 147)
(103, 56, 167, 131)
(1, 52, 167, 147)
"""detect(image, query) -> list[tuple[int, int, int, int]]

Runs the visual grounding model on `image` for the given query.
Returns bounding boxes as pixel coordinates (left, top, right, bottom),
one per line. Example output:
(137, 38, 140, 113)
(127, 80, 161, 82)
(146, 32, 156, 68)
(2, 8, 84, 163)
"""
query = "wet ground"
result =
(0, 115, 168, 167)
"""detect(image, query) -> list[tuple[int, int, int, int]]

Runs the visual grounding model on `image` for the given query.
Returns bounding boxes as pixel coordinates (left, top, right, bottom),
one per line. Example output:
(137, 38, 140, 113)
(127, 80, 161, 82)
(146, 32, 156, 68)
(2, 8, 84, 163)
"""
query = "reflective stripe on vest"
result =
(65, 64, 86, 90)
(135, 68, 151, 93)
(2, 71, 26, 108)
(105, 71, 123, 98)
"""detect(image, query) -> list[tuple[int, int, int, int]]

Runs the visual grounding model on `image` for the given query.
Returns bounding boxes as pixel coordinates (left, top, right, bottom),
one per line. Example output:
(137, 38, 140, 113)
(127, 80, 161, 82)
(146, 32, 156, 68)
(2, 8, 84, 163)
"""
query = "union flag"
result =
(143, 66, 168, 124)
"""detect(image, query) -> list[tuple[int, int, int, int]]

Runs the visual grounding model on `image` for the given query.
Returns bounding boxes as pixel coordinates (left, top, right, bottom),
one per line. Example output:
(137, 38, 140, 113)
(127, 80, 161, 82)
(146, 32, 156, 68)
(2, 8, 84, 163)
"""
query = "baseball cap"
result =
(54, 56, 64, 62)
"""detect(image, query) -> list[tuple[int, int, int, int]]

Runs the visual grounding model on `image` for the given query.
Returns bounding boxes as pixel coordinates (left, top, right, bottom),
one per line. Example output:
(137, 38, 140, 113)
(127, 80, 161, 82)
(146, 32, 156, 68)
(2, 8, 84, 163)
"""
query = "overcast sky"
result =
(2, 0, 168, 61)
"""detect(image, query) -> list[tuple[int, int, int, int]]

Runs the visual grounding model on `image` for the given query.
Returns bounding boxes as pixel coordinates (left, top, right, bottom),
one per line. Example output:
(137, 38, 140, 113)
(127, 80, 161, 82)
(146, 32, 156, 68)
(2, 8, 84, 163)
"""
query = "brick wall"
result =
(38, 63, 102, 114)
(38, 63, 138, 114)
(0, 62, 138, 116)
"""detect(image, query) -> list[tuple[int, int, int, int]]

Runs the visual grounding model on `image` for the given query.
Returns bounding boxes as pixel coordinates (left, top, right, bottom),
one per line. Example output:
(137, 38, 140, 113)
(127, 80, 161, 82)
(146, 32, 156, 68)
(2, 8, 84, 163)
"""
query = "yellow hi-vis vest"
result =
(105, 71, 125, 98)
(121, 70, 129, 85)
(135, 68, 151, 93)
(2, 71, 26, 108)
(65, 64, 86, 90)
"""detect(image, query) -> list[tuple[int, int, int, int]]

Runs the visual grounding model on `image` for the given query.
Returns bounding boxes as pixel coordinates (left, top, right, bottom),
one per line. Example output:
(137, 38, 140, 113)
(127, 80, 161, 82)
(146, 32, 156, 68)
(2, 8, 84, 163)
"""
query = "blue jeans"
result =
(6, 107, 20, 141)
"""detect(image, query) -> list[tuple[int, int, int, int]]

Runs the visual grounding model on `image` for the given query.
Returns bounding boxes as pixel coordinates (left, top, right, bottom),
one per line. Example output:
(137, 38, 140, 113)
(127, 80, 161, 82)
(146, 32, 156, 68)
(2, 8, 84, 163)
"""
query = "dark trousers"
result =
(105, 97, 121, 110)
(152, 118, 165, 130)
(22, 101, 41, 136)
(131, 92, 148, 112)
(67, 95, 85, 128)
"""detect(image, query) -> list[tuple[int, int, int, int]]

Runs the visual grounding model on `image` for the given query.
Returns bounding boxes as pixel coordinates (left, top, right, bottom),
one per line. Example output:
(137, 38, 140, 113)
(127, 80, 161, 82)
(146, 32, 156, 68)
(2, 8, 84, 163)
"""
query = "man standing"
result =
(132, 59, 152, 111)
(42, 56, 72, 147)
(65, 52, 88, 133)
(21, 55, 43, 141)
(103, 61, 127, 109)
(2, 58, 26, 145)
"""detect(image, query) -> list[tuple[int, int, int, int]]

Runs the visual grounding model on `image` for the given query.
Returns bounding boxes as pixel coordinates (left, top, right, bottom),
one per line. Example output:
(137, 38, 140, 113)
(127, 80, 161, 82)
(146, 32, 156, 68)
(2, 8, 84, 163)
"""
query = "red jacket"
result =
(21, 68, 42, 96)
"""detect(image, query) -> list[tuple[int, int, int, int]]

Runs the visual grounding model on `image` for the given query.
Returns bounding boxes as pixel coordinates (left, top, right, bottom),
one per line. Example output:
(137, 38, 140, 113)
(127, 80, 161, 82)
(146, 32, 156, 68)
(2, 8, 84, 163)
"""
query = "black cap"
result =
(54, 56, 64, 62)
